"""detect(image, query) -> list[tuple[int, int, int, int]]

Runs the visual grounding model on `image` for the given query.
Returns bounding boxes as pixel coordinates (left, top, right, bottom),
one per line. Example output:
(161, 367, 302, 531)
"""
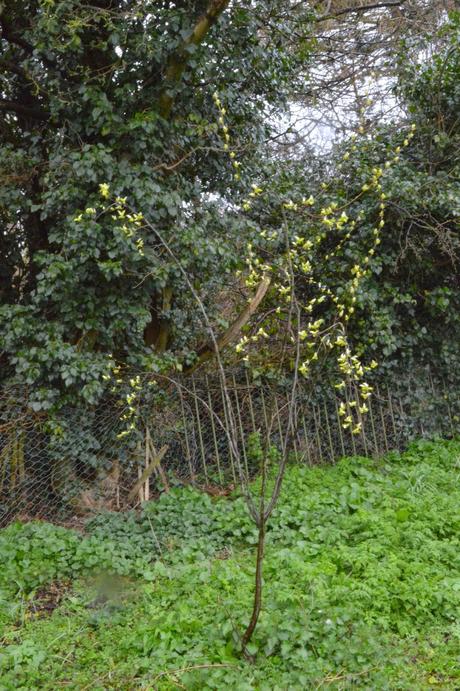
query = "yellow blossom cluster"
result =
(110, 195, 145, 256)
(115, 373, 142, 439)
(212, 90, 416, 435)
(73, 186, 146, 259)
(213, 91, 241, 180)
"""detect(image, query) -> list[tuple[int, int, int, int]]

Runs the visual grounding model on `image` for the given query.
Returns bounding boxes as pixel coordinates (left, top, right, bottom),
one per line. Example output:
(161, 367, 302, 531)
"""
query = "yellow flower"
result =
(299, 362, 310, 377)
(99, 183, 110, 199)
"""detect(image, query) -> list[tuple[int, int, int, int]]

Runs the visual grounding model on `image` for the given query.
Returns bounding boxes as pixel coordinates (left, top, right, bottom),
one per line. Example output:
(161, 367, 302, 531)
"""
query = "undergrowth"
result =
(0, 438, 459, 689)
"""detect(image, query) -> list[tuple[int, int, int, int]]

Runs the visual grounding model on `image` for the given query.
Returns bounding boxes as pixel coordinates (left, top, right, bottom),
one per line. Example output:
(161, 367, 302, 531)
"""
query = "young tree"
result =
(139, 89, 413, 658)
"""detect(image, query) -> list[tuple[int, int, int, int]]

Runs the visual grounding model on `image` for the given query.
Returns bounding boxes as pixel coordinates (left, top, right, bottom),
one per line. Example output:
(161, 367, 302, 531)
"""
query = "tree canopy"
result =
(0, 0, 458, 411)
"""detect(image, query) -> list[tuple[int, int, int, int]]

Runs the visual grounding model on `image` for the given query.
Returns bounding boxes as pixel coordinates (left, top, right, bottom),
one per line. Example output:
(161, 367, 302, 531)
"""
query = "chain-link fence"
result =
(1, 368, 459, 527)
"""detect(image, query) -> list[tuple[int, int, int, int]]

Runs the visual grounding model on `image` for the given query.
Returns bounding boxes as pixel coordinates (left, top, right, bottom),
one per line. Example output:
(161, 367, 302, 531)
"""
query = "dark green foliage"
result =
(329, 15, 460, 383)
(0, 0, 306, 409)
(1, 439, 459, 687)
(0, 520, 151, 597)
(244, 13, 460, 390)
(1, 3, 458, 421)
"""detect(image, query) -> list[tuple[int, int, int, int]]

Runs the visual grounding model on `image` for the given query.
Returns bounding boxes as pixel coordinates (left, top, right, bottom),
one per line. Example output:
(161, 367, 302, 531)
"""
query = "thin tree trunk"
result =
(241, 515, 266, 659)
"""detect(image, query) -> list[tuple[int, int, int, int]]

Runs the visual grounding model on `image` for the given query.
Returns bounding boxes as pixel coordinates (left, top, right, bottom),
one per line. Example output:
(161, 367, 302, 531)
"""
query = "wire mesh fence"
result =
(155, 369, 460, 482)
(0, 368, 459, 527)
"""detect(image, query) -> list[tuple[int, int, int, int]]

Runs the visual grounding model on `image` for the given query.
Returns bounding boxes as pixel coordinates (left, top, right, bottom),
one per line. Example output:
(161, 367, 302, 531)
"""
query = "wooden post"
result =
(375, 384, 389, 452)
(359, 399, 369, 457)
(333, 394, 346, 458)
(323, 402, 335, 462)
(386, 386, 398, 441)
(127, 445, 169, 504)
(245, 370, 258, 435)
(219, 376, 237, 484)
(273, 394, 287, 456)
(232, 374, 250, 481)
(144, 426, 151, 501)
(147, 437, 170, 493)
(312, 404, 324, 463)
(179, 384, 195, 482)
(192, 376, 209, 484)
(206, 375, 223, 484)
(367, 396, 380, 456)
(396, 384, 409, 440)
(442, 377, 456, 437)
(301, 411, 313, 466)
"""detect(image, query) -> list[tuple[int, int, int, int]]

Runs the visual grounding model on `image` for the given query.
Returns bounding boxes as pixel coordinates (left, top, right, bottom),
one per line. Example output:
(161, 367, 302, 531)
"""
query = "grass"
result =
(0, 438, 459, 689)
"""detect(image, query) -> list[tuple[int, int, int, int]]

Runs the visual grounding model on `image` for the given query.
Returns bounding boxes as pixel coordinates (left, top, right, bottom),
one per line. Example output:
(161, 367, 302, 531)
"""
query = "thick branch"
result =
(0, 18, 34, 53)
(185, 275, 271, 374)
(156, 286, 173, 353)
(0, 58, 28, 79)
(0, 14, 61, 72)
(0, 99, 49, 120)
(158, 0, 231, 118)
(319, 0, 405, 21)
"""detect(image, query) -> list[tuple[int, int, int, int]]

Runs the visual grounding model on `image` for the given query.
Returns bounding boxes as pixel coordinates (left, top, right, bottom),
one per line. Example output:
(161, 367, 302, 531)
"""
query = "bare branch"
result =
(158, 0, 231, 119)
(186, 275, 272, 373)
(0, 100, 49, 120)
(318, 0, 405, 22)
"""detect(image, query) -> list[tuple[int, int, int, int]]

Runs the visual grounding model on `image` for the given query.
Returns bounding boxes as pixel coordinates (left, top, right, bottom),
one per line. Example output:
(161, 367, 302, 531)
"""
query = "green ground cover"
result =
(0, 439, 459, 689)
